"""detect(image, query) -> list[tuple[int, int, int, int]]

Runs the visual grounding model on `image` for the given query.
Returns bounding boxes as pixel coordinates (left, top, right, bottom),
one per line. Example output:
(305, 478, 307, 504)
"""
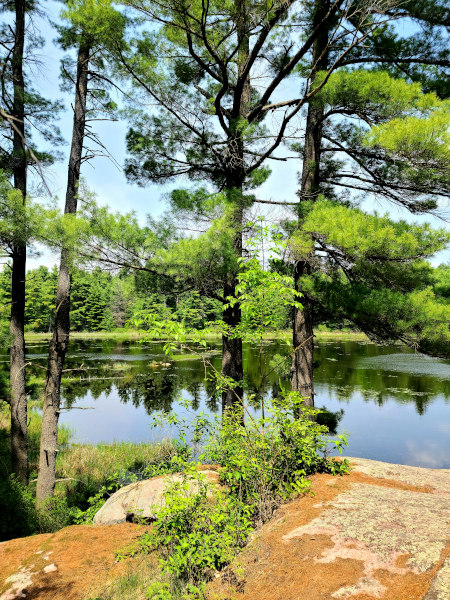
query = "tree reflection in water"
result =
(0, 337, 446, 468)
(0, 338, 448, 422)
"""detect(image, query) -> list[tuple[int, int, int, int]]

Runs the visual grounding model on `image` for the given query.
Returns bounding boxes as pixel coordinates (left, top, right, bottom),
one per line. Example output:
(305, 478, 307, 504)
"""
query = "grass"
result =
(1, 400, 178, 540)
(314, 330, 368, 340)
(0, 401, 72, 479)
(56, 439, 177, 492)
(25, 327, 368, 344)
(24, 329, 142, 342)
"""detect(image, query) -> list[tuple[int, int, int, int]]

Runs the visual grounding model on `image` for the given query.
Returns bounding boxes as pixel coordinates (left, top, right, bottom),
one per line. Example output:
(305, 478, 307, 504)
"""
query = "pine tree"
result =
(24, 266, 58, 332)
(0, 0, 62, 482)
(287, 0, 449, 403)
(120, 0, 392, 412)
(84, 271, 113, 331)
(36, 0, 126, 503)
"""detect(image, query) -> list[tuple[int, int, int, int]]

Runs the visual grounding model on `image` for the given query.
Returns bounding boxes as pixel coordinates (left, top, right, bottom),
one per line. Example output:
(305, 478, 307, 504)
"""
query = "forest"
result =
(0, 0, 449, 597)
(0, 262, 449, 334)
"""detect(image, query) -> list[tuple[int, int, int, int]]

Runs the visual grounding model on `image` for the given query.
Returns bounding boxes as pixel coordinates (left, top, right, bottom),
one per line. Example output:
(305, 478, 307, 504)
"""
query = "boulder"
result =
(93, 468, 220, 525)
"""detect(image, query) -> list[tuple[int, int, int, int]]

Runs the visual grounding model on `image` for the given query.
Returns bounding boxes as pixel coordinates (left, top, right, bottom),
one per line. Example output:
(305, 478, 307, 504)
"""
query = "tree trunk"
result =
(291, 0, 329, 406)
(10, 248, 27, 482)
(221, 0, 249, 415)
(10, 0, 28, 484)
(36, 41, 90, 505)
(222, 206, 244, 412)
(292, 261, 315, 406)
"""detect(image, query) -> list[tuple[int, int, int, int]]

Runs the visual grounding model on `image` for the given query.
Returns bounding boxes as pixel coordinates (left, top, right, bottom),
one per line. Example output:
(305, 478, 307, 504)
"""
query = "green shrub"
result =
(0, 475, 39, 540)
(127, 468, 252, 599)
(132, 394, 349, 598)
(205, 392, 349, 524)
(37, 495, 78, 532)
(146, 469, 252, 583)
(0, 476, 80, 540)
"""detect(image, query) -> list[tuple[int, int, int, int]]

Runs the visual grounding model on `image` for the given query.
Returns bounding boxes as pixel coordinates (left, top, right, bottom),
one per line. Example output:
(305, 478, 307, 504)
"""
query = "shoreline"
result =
(24, 329, 369, 343)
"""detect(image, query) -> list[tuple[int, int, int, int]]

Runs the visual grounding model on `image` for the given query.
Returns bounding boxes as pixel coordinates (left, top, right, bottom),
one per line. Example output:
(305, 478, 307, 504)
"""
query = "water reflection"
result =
(0, 338, 449, 467)
(314, 341, 450, 414)
(1, 339, 448, 417)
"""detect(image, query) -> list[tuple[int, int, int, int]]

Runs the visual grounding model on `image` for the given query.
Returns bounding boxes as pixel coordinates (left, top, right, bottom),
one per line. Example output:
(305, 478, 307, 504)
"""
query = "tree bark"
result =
(36, 41, 90, 505)
(10, 0, 28, 484)
(221, 0, 250, 415)
(292, 261, 315, 405)
(291, 0, 330, 406)
(222, 205, 244, 412)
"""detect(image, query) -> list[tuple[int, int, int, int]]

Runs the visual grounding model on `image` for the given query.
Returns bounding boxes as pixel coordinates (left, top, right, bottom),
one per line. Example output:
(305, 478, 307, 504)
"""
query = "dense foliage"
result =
(0, 0, 448, 562)
(0, 265, 224, 333)
(123, 393, 349, 598)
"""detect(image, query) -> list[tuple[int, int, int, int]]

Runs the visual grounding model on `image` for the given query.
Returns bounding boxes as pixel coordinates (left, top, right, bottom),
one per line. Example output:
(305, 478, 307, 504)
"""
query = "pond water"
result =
(2, 338, 449, 468)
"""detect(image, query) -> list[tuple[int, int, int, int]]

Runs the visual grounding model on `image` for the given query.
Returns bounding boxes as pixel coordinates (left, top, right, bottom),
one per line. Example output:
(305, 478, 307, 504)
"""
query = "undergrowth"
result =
(117, 393, 349, 600)
(71, 442, 188, 525)
(0, 399, 183, 540)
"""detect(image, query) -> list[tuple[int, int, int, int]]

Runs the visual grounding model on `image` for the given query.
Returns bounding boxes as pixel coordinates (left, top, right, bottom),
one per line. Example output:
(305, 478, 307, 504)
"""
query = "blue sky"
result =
(28, 1, 449, 269)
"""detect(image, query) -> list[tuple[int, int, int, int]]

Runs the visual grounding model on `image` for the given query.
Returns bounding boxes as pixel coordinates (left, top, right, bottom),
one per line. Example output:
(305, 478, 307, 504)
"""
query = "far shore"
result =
(24, 329, 369, 343)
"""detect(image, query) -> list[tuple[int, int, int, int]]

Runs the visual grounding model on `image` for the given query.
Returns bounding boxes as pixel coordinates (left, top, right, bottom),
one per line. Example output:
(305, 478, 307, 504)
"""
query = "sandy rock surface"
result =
(345, 457, 450, 495)
(0, 523, 141, 600)
(1, 459, 448, 600)
(210, 458, 450, 600)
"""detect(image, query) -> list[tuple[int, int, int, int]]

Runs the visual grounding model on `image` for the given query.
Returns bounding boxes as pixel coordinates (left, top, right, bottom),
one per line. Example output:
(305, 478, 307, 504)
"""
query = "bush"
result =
(131, 394, 349, 598)
(128, 468, 252, 599)
(0, 476, 80, 540)
(0, 475, 39, 541)
(147, 469, 252, 583)
(37, 496, 77, 532)
(205, 392, 349, 525)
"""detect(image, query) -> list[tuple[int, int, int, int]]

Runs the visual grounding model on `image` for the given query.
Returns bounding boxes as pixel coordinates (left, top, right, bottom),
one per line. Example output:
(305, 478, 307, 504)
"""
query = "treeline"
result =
(0, 264, 294, 333)
(0, 265, 226, 333)
(0, 262, 448, 336)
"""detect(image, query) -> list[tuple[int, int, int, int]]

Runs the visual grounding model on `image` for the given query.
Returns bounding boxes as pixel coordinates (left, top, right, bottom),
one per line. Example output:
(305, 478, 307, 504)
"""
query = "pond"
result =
(2, 337, 449, 468)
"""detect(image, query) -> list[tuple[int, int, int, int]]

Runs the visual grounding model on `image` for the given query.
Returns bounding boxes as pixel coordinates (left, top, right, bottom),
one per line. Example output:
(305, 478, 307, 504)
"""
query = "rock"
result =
(1, 589, 25, 600)
(1, 459, 447, 600)
(424, 556, 450, 600)
(93, 469, 220, 525)
(210, 460, 450, 600)
(1, 567, 34, 600)
(43, 564, 57, 574)
(345, 457, 450, 495)
(0, 523, 142, 600)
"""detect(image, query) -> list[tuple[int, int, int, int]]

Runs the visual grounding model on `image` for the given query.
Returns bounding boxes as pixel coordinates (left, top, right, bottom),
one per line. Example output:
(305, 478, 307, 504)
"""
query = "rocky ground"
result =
(1, 459, 448, 600)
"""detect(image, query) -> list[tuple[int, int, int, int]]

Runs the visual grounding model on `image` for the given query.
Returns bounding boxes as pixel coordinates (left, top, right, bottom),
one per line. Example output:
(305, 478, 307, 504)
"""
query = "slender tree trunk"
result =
(291, 0, 330, 406)
(222, 205, 244, 412)
(292, 261, 315, 405)
(10, 0, 28, 484)
(36, 41, 90, 505)
(221, 0, 250, 414)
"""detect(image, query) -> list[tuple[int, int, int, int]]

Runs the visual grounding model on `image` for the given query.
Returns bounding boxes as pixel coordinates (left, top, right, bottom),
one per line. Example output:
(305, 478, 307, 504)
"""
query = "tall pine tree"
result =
(287, 0, 449, 404)
(121, 0, 392, 413)
(0, 0, 61, 482)
(36, 0, 126, 503)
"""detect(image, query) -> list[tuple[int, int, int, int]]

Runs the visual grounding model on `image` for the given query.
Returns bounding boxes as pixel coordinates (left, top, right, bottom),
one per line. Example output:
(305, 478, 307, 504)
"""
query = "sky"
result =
(25, 1, 449, 270)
